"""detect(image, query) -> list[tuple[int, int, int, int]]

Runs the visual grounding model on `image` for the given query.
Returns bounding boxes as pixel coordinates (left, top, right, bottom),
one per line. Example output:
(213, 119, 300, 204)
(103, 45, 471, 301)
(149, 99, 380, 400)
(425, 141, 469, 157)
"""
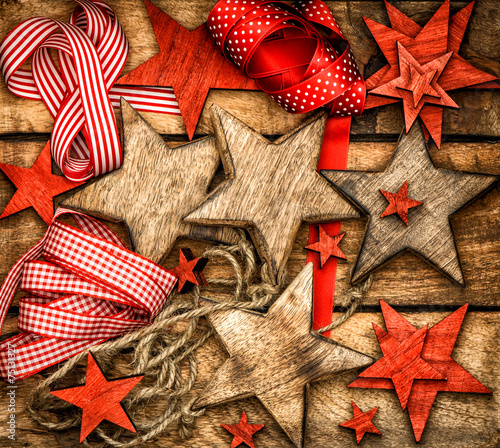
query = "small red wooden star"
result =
(304, 225, 346, 268)
(340, 402, 381, 444)
(171, 248, 209, 293)
(221, 410, 265, 448)
(50, 352, 144, 442)
(117, 0, 257, 139)
(0, 141, 85, 225)
(380, 181, 423, 225)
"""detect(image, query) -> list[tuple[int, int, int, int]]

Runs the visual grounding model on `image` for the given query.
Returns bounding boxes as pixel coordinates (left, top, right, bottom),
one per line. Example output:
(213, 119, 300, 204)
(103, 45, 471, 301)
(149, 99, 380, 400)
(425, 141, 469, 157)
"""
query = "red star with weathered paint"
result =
(304, 225, 346, 268)
(349, 300, 491, 442)
(0, 141, 85, 225)
(340, 402, 381, 444)
(50, 352, 143, 442)
(117, 0, 257, 139)
(171, 248, 209, 293)
(380, 181, 423, 225)
(363, 0, 498, 148)
(221, 410, 265, 448)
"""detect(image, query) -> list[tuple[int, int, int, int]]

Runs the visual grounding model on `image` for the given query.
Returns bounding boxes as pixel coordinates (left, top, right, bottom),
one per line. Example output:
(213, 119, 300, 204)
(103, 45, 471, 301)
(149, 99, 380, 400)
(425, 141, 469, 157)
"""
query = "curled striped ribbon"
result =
(0, 208, 177, 381)
(0, 0, 181, 181)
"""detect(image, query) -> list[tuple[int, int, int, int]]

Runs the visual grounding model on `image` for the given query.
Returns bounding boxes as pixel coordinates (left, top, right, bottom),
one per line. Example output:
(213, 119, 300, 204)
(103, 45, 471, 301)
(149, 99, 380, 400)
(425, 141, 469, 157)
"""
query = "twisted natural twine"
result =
(26, 230, 372, 447)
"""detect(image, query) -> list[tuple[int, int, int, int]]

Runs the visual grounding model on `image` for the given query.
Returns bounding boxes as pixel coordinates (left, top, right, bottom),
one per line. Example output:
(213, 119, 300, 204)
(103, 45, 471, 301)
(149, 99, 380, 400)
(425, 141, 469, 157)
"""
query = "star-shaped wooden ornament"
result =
(349, 300, 491, 442)
(363, 0, 499, 148)
(50, 352, 143, 442)
(339, 402, 381, 444)
(380, 180, 423, 226)
(304, 225, 346, 268)
(171, 248, 208, 293)
(117, 0, 257, 139)
(0, 141, 85, 225)
(221, 410, 265, 448)
(321, 122, 498, 285)
(62, 99, 239, 264)
(192, 263, 373, 448)
(184, 105, 361, 283)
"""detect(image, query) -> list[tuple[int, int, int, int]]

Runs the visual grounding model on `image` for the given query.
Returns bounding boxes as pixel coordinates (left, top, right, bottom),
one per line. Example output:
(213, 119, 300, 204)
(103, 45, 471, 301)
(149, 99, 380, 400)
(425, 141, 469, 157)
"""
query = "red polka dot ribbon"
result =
(0, 0, 181, 182)
(0, 208, 176, 381)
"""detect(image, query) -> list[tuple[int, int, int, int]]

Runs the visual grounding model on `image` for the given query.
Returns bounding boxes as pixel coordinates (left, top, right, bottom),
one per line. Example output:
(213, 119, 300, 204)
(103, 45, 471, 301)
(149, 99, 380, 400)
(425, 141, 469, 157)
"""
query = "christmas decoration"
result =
(304, 225, 346, 268)
(339, 402, 381, 444)
(380, 180, 423, 226)
(221, 410, 265, 448)
(171, 248, 208, 293)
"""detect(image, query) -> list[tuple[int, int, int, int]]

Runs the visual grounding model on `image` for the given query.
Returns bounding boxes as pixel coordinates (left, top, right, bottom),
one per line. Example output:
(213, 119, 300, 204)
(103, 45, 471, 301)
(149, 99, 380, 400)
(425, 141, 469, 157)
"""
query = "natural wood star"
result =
(322, 122, 498, 285)
(185, 105, 361, 283)
(192, 263, 372, 448)
(117, 0, 257, 139)
(0, 141, 85, 225)
(304, 225, 346, 268)
(221, 410, 265, 448)
(171, 248, 208, 293)
(350, 300, 491, 442)
(339, 402, 381, 444)
(50, 352, 143, 442)
(62, 99, 238, 264)
(380, 180, 423, 226)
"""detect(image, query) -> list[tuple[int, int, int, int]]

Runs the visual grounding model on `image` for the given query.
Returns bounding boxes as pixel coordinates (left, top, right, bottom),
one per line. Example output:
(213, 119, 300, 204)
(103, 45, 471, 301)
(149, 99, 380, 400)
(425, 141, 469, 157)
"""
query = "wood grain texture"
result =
(304, 225, 346, 268)
(193, 263, 373, 448)
(339, 402, 381, 444)
(185, 105, 361, 282)
(170, 248, 209, 293)
(221, 410, 265, 448)
(62, 99, 239, 264)
(322, 122, 498, 285)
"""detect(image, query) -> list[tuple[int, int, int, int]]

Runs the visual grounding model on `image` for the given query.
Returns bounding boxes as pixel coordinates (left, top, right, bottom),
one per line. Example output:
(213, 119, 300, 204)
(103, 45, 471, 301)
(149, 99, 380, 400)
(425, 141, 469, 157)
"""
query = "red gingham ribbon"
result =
(0, 208, 177, 381)
(0, 0, 181, 182)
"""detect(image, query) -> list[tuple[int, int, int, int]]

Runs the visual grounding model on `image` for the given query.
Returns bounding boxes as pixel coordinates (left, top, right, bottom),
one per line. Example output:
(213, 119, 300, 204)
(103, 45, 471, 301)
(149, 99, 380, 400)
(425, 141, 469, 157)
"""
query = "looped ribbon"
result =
(0, 0, 181, 181)
(0, 208, 177, 381)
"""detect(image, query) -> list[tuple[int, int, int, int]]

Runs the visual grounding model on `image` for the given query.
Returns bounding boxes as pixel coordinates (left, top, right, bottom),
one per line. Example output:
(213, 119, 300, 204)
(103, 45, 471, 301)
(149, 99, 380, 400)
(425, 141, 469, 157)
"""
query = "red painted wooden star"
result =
(380, 180, 423, 226)
(349, 300, 491, 442)
(339, 402, 381, 444)
(117, 0, 257, 139)
(363, 0, 498, 148)
(50, 352, 144, 442)
(171, 248, 209, 293)
(0, 141, 85, 225)
(304, 225, 346, 268)
(221, 410, 265, 448)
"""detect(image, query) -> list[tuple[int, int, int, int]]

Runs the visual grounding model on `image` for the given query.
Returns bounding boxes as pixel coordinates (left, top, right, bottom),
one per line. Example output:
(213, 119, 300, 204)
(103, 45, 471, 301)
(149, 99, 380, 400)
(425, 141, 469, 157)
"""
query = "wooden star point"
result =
(192, 263, 372, 448)
(322, 123, 498, 285)
(171, 248, 208, 293)
(304, 225, 346, 268)
(380, 180, 423, 226)
(62, 99, 238, 263)
(339, 402, 381, 444)
(185, 105, 362, 283)
(221, 410, 265, 448)
(0, 141, 85, 225)
(50, 353, 143, 442)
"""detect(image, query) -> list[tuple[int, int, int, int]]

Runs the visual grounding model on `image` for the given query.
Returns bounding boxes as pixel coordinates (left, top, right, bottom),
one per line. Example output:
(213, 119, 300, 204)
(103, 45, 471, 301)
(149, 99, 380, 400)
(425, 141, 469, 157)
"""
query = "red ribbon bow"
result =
(0, 208, 176, 381)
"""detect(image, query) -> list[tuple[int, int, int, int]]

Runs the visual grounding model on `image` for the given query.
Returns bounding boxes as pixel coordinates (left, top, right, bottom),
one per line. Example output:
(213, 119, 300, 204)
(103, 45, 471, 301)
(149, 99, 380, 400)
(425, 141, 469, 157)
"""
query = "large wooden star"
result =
(0, 141, 85, 225)
(193, 263, 372, 448)
(363, 0, 498, 148)
(339, 402, 381, 444)
(63, 99, 238, 264)
(184, 105, 361, 282)
(321, 123, 497, 286)
(50, 352, 143, 442)
(349, 300, 491, 442)
(117, 0, 257, 139)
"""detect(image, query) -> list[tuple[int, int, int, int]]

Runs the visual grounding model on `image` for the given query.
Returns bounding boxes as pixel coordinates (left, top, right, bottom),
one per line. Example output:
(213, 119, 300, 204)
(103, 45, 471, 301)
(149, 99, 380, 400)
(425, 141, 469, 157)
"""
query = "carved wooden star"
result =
(339, 402, 381, 444)
(380, 180, 423, 226)
(0, 141, 85, 225)
(349, 300, 491, 442)
(117, 0, 257, 139)
(171, 248, 208, 293)
(193, 263, 372, 448)
(364, 0, 498, 148)
(63, 99, 238, 264)
(322, 123, 498, 285)
(221, 410, 265, 448)
(304, 225, 346, 268)
(50, 352, 143, 442)
(185, 105, 361, 282)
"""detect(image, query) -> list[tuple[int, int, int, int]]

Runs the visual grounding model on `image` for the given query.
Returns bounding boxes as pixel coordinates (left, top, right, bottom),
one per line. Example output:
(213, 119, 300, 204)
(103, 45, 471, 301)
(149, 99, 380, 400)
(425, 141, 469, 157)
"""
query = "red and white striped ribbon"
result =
(0, 208, 177, 381)
(0, 0, 181, 181)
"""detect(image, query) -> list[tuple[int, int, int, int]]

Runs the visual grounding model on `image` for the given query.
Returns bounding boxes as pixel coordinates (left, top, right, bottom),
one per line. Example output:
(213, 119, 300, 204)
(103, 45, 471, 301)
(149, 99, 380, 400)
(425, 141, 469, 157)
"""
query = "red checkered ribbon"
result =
(0, 0, 181, 182)
(0, 208, 176, 381)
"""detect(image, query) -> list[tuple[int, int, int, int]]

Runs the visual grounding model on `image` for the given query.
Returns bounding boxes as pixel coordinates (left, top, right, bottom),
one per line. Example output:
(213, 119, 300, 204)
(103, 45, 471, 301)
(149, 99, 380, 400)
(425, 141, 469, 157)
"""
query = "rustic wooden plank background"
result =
(0, 0, 498, 447)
